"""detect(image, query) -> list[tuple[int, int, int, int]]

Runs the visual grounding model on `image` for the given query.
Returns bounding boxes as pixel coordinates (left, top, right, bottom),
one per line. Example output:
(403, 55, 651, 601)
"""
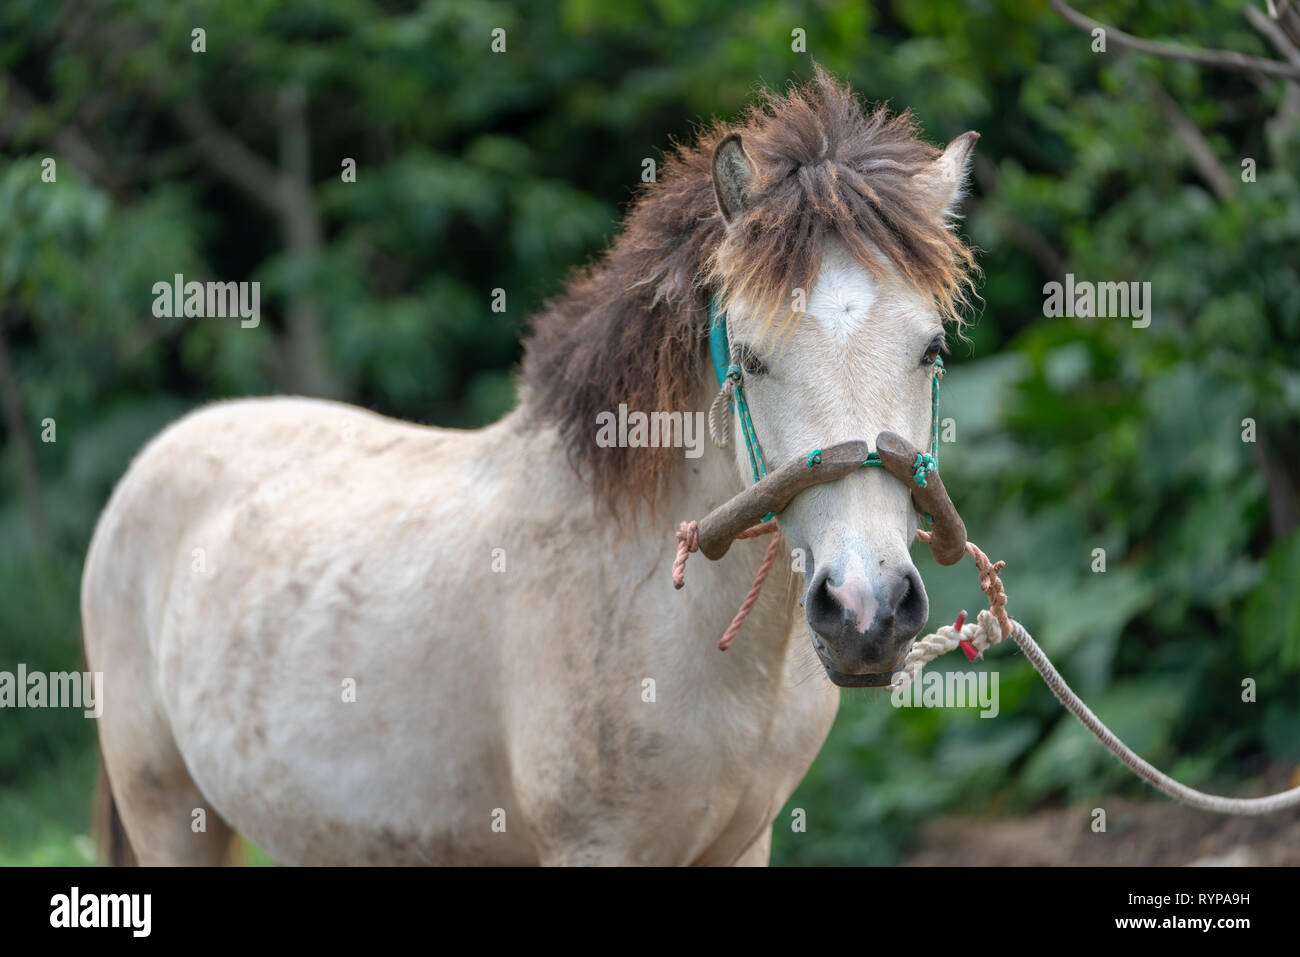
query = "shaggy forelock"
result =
(708, 66, 975, 337)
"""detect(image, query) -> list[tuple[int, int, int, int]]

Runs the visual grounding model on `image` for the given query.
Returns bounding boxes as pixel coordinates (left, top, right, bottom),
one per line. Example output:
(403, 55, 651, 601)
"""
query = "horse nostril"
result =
(805, 569, 841, 637)
(893, 567, 927, 634)
(893, 574, 912, 613)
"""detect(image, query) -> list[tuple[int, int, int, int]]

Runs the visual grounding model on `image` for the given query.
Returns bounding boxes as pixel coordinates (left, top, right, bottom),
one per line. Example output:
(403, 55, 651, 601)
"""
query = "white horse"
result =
(82, 71, 978, 865)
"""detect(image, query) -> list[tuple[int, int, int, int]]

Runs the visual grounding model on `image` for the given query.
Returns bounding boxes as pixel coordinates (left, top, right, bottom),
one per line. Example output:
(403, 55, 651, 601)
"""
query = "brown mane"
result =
(519, 65, 976, 510)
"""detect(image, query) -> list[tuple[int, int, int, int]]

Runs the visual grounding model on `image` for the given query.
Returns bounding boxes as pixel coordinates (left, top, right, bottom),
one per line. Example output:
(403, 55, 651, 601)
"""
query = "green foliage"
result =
(1, 0, 1297, 864)
(1243, 529, 1300, 672)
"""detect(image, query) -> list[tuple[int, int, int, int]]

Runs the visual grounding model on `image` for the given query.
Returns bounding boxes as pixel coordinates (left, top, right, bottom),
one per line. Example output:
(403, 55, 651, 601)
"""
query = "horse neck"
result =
(508, 375, 806, 684)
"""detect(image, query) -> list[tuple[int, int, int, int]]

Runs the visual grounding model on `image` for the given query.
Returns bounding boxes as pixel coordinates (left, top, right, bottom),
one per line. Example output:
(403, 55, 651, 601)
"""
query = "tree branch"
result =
(172, 94, 343, 397)
(274, 82, 341, 399)
(1265, 0, 1300, 51)
(1147, 81, 1237, 200)
(1247, 4, 1300, 70)
(41, 9, 347, 399)
(1246, 5, 1300, 163)
(170, 99, 285, 215)
(1051, 0, 1300, 81)
(1253, 438, 1299, 539)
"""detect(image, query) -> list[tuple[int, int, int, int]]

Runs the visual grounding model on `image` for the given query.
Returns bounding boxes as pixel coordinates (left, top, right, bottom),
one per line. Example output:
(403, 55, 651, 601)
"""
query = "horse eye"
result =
(739, 347, 768, 377)
(920, 337, 944, 366)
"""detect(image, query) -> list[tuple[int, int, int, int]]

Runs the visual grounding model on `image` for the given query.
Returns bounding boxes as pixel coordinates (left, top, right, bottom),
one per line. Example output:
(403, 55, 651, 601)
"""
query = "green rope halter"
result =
(708, 294, 945, 505)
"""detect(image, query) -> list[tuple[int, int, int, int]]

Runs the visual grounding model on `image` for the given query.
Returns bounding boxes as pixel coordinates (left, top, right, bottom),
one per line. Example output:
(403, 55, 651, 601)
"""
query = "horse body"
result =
(84, 68, 979, 865)
(82, 391, 837, 865)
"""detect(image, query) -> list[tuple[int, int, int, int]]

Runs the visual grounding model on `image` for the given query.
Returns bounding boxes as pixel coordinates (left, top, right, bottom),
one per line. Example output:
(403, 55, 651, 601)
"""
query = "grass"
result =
(0, 748, 97, 866)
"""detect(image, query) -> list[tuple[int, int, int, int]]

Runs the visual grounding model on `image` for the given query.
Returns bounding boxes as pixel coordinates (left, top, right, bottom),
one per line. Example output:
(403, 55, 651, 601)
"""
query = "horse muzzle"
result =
(804, 553, 929, 685)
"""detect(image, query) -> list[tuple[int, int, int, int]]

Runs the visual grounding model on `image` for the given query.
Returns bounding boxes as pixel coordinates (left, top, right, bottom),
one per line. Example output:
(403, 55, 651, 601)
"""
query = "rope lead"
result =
(678, 523, 1300, 816)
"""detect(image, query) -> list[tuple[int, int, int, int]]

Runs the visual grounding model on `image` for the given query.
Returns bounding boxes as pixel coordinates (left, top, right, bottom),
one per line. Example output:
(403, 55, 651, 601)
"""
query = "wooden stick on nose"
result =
(695, 440, 871, 560)
(874, 431, 968, 566)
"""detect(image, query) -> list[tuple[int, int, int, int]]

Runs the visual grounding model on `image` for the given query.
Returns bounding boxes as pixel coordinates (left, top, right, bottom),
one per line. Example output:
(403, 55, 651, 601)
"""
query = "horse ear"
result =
(712, 133, 756, 224)
(927, 131, 979, 218)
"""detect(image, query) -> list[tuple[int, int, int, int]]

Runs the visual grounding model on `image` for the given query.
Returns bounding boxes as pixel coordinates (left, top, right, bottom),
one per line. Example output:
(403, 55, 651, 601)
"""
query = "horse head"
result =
(704, 117, 978, 687)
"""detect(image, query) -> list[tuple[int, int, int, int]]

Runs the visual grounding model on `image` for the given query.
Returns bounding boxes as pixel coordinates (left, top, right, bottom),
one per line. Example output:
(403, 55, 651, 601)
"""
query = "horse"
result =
(82, 67, 979, 866)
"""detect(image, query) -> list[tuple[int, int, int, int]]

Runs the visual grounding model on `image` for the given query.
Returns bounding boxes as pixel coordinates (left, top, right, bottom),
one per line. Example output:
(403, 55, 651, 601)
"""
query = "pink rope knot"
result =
(966, 541, 1010, 638)
(915, 530, 1011, 638)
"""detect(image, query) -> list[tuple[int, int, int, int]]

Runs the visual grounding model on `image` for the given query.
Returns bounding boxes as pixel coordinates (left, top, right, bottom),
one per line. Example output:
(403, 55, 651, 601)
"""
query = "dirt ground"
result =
(904, 770, 1300, 866)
